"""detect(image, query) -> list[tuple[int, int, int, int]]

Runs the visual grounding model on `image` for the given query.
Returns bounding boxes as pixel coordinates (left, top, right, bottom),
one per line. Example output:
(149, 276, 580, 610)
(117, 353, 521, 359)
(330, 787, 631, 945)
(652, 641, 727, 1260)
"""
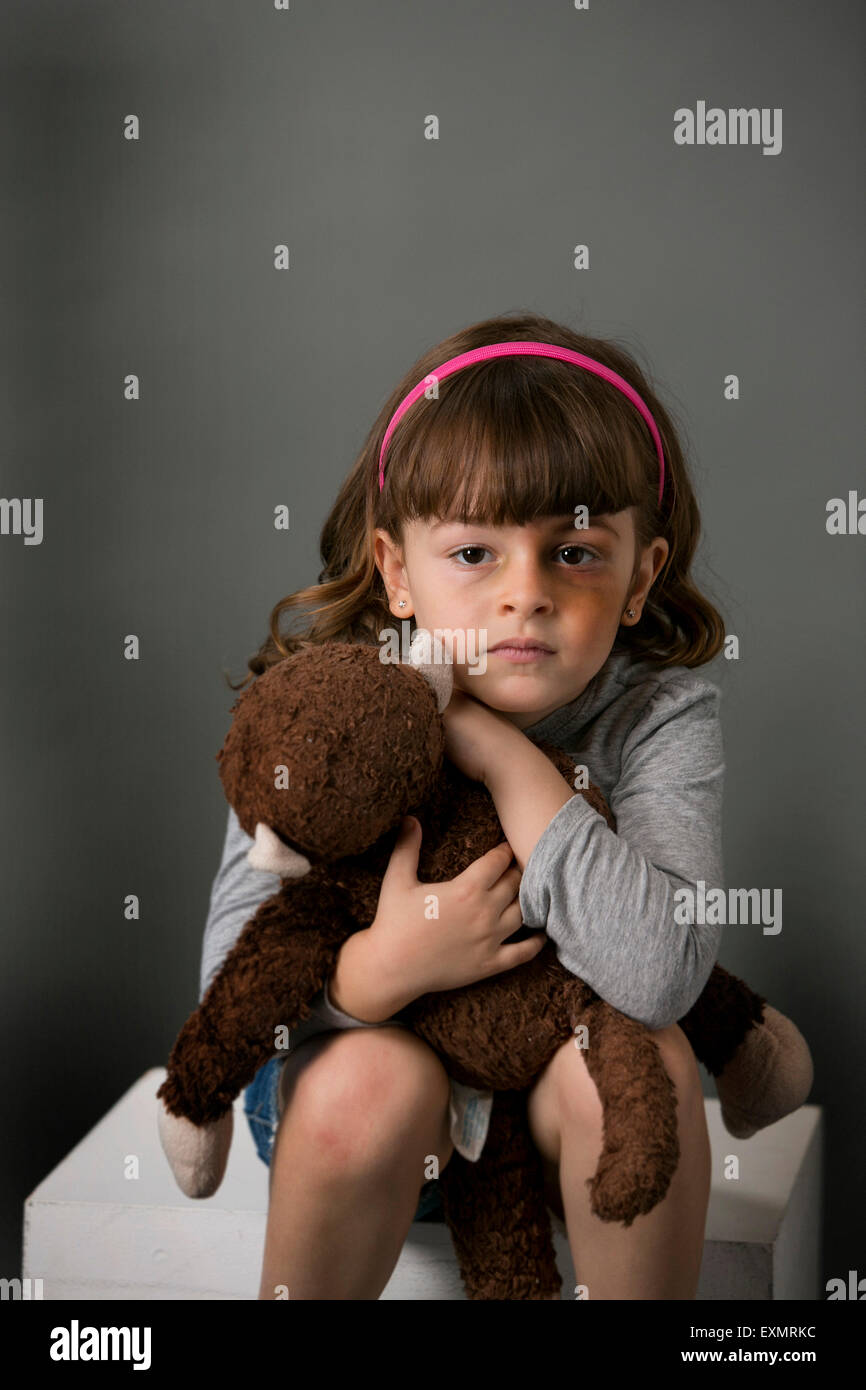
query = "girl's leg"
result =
(258, 1027, 454, 1300)
(526, 1023, 711, 1300)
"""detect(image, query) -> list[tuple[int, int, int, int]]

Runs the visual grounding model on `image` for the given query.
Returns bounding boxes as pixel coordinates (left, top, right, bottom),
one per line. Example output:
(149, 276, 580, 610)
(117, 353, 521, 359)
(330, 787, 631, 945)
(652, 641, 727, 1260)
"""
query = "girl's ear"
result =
(406, 627, 454, 713)
(373, 527, 406, 595)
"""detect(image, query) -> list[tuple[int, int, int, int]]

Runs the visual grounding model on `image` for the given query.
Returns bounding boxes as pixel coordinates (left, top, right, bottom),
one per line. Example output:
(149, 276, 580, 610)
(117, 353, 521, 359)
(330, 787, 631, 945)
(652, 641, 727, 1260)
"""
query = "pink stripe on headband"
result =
(377, 340, 666, 506)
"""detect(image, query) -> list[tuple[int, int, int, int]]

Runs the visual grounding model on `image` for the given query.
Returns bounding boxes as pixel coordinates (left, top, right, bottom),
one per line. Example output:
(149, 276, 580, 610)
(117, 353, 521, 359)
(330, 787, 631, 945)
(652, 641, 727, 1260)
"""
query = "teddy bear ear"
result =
(405, 628, 454, 713)
(247, 821, 312, 878)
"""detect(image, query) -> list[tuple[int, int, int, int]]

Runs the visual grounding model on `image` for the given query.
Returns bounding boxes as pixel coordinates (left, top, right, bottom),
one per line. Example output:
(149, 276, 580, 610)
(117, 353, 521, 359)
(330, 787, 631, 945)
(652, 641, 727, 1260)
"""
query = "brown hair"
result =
(228, 310, 725, 690)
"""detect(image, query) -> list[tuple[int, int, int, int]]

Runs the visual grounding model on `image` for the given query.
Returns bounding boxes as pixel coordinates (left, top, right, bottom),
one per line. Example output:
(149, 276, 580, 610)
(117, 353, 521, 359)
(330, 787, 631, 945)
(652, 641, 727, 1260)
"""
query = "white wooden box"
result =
(21, 1068, 823, 1300)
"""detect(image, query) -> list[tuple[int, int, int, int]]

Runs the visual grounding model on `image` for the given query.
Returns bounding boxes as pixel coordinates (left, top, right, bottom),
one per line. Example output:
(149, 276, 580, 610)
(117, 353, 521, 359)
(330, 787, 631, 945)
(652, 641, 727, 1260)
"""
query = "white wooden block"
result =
(23, 1070, 268, 1300)
(22, 1069, 822, 1300)
(382, 1101, 824, 1301)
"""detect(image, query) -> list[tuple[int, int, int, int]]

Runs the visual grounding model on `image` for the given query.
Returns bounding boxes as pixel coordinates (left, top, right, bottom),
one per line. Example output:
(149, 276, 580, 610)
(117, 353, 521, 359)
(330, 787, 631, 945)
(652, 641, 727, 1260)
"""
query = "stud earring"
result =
(398, 600, 406, 608)
(625, 608, 637, 619)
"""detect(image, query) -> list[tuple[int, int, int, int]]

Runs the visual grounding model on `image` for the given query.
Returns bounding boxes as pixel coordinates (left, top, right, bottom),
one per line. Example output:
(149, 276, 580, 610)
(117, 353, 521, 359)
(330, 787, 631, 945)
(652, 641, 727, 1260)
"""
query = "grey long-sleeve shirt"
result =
(198, 637, 726, 1034)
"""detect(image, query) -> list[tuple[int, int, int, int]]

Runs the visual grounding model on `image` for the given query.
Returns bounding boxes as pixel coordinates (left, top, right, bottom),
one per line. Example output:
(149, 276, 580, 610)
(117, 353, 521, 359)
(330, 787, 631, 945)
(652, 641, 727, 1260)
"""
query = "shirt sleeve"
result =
(198, 805, 401, 1029)
(517, 678, 726, 1030)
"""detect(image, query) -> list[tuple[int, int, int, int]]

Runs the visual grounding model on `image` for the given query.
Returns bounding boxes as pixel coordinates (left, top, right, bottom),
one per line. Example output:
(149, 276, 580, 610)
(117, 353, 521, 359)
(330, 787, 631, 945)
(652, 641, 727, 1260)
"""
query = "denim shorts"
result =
(243, 1051, 445, 1222)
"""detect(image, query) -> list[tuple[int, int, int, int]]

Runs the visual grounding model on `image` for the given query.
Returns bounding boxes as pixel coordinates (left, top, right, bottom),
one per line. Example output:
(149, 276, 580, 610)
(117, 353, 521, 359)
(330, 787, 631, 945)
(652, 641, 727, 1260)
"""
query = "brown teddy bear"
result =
(157, 639, 814, 1300)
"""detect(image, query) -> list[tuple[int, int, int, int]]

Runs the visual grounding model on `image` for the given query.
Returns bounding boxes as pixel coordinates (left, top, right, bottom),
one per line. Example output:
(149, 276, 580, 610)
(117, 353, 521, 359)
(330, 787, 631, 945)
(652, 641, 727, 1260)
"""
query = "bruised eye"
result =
(448, 545, 600, 566)
(556, 545, 600, 566)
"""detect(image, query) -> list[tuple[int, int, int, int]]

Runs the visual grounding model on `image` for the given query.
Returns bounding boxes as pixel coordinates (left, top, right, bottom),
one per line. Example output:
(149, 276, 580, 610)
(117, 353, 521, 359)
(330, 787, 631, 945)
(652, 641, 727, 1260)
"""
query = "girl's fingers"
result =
(493, 933, 547, 973)
(490, 864, 523, 909)
(494, 899, 526, 938)
(459, 839, 516, 890)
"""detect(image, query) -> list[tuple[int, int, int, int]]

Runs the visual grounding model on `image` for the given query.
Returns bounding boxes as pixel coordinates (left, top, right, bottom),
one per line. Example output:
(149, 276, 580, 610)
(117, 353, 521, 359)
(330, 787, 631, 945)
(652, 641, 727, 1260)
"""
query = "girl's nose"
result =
(495, 556, 555, 616)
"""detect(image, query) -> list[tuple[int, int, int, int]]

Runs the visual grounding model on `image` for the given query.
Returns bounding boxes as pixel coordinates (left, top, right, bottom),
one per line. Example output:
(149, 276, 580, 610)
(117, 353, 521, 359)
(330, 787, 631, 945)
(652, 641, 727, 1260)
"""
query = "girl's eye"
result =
(556, 545, 599, 566)
(449, 545, 599, 567)
(450, 546, 490, 565)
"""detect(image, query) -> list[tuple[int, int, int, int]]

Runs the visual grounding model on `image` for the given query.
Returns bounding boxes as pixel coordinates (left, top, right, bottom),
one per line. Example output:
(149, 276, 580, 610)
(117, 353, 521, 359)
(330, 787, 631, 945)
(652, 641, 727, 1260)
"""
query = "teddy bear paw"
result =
(157, 1100, 233, 1198)
(587, 1144, 678, 1226)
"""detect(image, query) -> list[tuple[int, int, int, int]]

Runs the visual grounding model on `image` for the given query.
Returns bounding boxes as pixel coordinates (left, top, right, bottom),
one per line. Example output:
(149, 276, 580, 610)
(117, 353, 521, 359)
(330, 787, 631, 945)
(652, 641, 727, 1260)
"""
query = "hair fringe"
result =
(227, 310, 726, 691)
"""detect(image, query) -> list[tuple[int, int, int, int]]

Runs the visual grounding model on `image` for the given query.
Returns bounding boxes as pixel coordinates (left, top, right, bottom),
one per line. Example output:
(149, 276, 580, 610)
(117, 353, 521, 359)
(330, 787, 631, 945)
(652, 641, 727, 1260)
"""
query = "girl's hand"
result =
(441, 688, 515, 784)
(366, 817, 545, 1001)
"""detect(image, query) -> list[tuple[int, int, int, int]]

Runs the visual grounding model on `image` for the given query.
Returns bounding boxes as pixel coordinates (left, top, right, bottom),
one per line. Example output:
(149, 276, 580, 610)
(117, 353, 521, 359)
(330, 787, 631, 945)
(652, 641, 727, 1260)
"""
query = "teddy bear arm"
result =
(157, 879, 356, 1124)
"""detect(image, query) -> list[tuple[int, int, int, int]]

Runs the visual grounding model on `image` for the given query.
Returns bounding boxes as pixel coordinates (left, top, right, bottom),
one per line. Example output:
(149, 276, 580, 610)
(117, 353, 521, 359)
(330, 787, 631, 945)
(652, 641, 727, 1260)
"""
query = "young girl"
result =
(200, 311, 727, 1300)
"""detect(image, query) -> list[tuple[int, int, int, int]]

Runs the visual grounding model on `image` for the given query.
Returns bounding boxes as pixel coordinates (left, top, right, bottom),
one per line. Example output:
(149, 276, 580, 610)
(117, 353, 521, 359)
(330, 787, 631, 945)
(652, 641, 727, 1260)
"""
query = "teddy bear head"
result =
(215, 635, 454, 874)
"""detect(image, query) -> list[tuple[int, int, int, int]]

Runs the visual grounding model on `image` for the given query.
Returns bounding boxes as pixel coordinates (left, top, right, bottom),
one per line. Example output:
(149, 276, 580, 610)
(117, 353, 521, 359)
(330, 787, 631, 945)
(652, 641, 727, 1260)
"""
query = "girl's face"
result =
(375, 509, 668, 728)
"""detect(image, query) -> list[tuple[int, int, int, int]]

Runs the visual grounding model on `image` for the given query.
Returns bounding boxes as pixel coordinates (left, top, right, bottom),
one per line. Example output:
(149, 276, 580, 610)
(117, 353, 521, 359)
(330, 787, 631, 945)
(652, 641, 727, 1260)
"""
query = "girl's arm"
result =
(327, 928, 411, 1022)
(199, 805, 277, 1002)
(483, 679, 726, 1031)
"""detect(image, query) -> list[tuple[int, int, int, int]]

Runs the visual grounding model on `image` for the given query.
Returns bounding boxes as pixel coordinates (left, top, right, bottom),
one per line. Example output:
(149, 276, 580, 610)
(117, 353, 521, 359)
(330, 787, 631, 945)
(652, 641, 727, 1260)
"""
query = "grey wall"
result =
(2, 0, 863, 1291)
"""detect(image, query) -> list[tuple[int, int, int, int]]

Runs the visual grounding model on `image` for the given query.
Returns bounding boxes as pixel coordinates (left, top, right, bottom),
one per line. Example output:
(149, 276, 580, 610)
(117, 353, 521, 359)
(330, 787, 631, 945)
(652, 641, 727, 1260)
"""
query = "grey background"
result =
(2, 0, 863, 1291)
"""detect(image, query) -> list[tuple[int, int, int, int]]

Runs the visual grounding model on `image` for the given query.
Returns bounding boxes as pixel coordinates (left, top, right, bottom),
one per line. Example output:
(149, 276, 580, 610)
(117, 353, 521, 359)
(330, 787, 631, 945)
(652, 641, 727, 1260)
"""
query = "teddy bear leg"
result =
(713, 1006, 814, 1139)
(574, 998, 681, 1227)
(677, 965, 814, 1138)
(677, 962, 766, 1075)
(438, 1089, 561, 1300)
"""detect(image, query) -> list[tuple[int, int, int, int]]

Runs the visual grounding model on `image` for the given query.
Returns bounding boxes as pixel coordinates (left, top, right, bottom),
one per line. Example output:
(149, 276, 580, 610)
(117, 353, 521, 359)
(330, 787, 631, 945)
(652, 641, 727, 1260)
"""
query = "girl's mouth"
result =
(490, 646, 554, 663)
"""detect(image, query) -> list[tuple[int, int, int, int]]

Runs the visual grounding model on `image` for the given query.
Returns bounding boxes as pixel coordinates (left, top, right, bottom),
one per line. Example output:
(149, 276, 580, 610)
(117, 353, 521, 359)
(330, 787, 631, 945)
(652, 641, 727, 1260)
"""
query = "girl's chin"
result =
(462, 682, 557, 717)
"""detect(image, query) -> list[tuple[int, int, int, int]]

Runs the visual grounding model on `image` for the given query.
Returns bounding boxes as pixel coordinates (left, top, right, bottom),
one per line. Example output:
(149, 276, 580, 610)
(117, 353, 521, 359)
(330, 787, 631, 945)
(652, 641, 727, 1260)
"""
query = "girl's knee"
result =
(530, 1036, 603, 1147)
(532, 1023, 702, 1149)
(285, 1028, 451, 1172)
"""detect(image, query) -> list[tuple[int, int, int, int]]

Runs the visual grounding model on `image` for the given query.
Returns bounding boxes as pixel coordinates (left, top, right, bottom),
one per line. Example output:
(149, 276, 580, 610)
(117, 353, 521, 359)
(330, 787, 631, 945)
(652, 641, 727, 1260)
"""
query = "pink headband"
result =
(377, 340, 666, 506)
